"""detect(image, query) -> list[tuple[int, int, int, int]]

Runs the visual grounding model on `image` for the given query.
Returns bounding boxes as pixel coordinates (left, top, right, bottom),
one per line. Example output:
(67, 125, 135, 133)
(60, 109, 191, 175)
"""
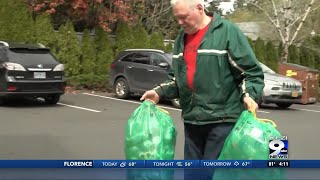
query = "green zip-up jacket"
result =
(154, 13, 264, 124)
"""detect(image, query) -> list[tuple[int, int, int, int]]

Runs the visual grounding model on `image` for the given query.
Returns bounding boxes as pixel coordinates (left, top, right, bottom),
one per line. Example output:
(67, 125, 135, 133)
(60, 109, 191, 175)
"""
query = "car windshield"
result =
(259, 63, 276, 74)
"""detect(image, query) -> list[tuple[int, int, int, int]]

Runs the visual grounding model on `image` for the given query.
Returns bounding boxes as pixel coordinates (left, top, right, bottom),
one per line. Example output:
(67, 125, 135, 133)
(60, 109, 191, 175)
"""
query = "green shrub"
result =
(67, 74, 111, 92)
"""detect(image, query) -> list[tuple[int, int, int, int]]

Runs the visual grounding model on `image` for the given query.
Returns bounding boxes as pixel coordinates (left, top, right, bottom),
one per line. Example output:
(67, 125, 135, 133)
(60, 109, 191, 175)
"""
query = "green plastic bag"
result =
(212, 110, 286, 180)
(125, 101, 177, 180)
(125, 100, 177, 160)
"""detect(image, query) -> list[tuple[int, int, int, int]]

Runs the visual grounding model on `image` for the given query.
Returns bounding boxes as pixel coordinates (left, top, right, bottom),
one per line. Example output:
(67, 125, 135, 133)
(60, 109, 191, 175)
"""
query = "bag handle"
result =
(156, 107, 170, 115)
(144, 100, 170, 115)
(249, 106, 277, 127)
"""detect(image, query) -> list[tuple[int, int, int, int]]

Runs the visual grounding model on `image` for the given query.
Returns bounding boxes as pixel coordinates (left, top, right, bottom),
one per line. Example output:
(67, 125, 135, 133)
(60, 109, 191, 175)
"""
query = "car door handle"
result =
(148, 69, 154, 72)
(127, 66, 133, 69)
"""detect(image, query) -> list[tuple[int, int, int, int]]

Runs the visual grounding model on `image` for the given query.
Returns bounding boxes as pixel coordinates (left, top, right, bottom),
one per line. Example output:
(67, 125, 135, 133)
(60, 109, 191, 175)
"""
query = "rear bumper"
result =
(0, 80, 66, 97)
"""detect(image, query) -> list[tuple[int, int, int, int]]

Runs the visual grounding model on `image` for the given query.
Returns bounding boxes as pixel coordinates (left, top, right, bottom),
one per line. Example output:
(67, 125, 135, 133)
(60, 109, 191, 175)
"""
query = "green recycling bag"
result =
(125, 100, 177, 160)
(125, 100, 176, 180)
(212, 110, 286, 180)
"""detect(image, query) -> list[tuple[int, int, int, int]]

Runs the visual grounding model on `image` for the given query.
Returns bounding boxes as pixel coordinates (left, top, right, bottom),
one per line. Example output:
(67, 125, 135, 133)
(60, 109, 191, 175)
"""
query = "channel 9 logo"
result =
(269, 136, 288, 159)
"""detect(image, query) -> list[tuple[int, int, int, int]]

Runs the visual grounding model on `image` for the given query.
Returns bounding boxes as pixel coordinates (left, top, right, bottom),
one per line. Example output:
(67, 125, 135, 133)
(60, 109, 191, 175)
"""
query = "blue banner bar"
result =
(146, 160, 199, 168)
(93, 160, 145, 168)
(0, 160, 318, 168)
(200, 160, 252, 168)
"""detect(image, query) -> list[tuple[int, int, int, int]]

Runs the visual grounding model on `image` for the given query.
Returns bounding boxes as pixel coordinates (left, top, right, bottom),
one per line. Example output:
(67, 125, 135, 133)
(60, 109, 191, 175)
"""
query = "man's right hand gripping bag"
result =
(212, 110, 286, 180)
(125, 100, 177, 180)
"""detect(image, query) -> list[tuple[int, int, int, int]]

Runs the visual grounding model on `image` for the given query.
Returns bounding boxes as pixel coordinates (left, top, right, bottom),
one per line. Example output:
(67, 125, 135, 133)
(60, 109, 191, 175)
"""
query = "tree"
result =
(149, 32, 166, 51)
(308, 50, 315, 68)
(114, 21, 134, 56)
(0, 0, 33, 42)
(299, 46, 310, 67)
(32, 14, 57, 50)
(314, 52, 320, 72)
(165, 43, 173, 53)
(132, 22, 149, 49)
(243, 0, 320, 62)
(28, 0, 142, 31)
(247, 37, 255, 51)
(278, 42, 283, 57)
(266, 41, 278, 71)
(254, 38, 267, 64)
(139, 0, 179, 39)
(288, 45, 300, 64)
(55, 21, 81, 76)
(95, 27, 114, 75)
(80, 29, 96, 74)
(203, 0, 224, 15)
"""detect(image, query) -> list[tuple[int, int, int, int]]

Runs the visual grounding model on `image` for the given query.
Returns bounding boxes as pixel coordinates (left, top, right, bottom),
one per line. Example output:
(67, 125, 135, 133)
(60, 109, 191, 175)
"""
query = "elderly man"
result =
(141, 0, 264, 179)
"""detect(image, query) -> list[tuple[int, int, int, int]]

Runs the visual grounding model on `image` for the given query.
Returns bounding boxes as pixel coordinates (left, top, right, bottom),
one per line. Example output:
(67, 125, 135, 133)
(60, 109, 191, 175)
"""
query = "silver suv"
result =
(260, 63, 302, 108)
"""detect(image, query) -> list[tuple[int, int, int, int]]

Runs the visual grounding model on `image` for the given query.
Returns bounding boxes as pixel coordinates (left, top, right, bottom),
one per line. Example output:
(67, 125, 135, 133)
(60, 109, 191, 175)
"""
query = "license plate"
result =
(291, 91, 298, 97)
(34, 72, 46, 79)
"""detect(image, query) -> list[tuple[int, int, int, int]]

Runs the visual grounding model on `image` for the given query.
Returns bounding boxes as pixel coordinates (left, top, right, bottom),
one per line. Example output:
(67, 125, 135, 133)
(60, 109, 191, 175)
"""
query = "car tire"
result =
(276, 103, 292, 109)
(44, 95, 60, 105)
(114, 78, 130, 99)
(171, 98, 181, 108)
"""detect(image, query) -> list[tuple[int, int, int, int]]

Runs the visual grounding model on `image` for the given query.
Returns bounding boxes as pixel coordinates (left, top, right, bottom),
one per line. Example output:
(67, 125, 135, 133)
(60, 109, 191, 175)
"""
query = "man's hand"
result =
(243, 96, 259, 113)
(140, 90, 160, 104)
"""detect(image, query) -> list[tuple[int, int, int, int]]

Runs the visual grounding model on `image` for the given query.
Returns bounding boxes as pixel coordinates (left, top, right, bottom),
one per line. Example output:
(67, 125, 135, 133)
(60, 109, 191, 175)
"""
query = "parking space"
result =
(0, 92, 319, 160)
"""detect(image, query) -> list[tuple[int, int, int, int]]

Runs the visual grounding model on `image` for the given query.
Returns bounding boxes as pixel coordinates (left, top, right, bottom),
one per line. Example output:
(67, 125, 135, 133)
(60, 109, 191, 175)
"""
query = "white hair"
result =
(170, 0, 205, 8)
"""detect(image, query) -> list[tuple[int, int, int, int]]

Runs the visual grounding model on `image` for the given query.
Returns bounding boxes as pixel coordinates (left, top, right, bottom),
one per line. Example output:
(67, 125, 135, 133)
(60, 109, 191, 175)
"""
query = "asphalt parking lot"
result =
(0, 92, 319, 160)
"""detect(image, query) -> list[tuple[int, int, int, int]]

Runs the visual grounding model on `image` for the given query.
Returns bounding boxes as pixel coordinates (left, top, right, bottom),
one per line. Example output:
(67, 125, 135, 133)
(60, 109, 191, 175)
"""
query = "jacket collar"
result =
(208, 12, 223, 32)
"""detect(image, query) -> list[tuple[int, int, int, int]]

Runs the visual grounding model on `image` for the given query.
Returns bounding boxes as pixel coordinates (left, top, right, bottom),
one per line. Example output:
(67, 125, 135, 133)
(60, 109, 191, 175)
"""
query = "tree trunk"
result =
(282, 43, 289, 62)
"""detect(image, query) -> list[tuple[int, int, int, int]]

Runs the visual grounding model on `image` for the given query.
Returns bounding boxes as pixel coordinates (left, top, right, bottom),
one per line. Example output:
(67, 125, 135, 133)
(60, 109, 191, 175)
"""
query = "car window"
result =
(7, 49, 58, 64)
(132, 52, 150, 65)
(151, 53, 167, 66)
(121, 53, 134, 62)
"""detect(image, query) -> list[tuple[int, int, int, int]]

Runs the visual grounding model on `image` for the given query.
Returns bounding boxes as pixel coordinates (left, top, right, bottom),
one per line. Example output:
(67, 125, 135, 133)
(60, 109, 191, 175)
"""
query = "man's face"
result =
(172, 2, 202, 34)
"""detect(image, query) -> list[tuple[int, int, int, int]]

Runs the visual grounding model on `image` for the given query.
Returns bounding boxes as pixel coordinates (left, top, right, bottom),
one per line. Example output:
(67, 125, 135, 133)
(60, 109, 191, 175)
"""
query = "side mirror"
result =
(158, 62, 169, 68)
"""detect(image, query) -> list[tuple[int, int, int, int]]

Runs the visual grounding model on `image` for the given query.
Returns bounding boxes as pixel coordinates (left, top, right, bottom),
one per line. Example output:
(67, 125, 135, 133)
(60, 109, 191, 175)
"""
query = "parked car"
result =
(260, 63, 302, 108)
(0, 41, 66, 105)
(109, 49, 302, 109)
(109, 49, 180, 107)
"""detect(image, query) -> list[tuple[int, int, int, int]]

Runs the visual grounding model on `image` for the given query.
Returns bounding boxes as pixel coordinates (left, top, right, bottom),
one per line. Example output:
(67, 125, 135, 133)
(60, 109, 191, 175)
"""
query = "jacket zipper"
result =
(190, 38, 206, 107)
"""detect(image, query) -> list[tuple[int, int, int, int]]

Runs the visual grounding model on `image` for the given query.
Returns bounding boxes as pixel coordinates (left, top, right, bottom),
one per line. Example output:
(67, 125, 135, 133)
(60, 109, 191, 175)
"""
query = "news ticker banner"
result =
(0, 160, 319, 168)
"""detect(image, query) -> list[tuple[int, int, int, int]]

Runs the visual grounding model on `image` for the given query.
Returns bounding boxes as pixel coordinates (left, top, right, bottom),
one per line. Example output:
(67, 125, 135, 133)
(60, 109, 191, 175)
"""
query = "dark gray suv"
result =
(109, 49, 180, 107)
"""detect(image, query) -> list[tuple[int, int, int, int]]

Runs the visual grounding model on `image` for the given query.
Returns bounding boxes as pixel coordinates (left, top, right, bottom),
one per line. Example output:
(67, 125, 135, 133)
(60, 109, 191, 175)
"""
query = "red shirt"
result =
(184, 21, 211, 91)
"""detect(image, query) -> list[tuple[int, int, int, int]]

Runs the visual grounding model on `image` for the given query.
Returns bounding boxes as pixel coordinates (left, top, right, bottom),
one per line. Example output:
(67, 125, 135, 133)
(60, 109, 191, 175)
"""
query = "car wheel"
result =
(44, 95, 60, 105)
(276, 103, 292, 109)
(171, 98, 181, 108)
(114, 78, 130, 99)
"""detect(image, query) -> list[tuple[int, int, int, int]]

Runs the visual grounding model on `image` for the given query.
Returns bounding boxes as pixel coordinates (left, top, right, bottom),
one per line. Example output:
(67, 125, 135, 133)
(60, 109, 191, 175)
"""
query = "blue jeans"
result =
(184, 122, 235, 180)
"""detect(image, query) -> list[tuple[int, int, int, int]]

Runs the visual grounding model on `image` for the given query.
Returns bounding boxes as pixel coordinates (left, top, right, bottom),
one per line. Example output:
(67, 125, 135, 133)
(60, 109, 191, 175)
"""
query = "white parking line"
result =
(82, 93, 181, 112)
(57, 102, 101, 113)
(290, 107, 320, 113)
(82, 93, 270, 114)
(257, 110, 270, 114)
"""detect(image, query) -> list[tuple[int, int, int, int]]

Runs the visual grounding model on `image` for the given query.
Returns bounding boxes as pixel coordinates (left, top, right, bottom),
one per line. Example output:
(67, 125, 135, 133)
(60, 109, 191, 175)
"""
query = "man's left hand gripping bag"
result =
(125, 100, 177, 160)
